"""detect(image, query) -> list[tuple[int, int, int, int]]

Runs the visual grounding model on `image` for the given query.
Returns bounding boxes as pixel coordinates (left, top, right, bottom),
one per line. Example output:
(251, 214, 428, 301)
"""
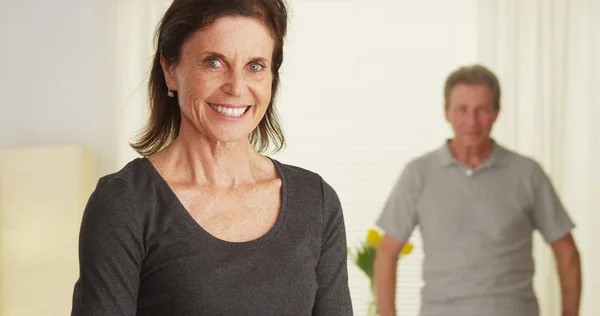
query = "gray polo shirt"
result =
(376, 141, 575, 316)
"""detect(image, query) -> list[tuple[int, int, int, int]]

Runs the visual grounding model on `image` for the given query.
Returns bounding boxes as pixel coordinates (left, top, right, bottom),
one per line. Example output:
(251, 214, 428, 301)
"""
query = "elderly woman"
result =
(70, 0, 353, 315)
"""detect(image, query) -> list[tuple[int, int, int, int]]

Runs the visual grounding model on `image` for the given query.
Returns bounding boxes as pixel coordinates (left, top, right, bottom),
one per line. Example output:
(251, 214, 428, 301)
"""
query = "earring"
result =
(167, 89, 174, 98)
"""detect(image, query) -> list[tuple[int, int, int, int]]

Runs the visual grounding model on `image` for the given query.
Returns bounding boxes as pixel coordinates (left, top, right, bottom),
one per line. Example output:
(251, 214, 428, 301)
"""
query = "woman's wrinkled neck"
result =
(149, 122, 267, 188)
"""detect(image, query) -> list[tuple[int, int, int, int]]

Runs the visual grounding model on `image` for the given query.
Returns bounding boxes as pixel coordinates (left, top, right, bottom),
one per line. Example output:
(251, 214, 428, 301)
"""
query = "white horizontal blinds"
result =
(274, 1, 479, 315)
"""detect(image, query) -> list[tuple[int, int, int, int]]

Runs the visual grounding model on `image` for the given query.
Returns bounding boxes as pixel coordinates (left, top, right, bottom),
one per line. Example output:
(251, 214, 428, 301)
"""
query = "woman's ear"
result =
(160, 52, 178, 91)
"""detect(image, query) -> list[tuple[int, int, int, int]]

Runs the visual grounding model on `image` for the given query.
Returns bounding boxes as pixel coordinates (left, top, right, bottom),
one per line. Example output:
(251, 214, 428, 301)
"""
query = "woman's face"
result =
(163, 16, 275, 144)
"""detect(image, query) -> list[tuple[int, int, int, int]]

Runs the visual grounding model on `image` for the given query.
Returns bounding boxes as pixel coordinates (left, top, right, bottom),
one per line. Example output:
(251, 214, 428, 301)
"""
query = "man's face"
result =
(445, 83, 499, 147)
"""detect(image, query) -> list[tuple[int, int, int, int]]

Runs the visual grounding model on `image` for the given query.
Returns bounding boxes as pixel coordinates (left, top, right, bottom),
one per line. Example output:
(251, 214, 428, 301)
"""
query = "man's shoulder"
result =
(403, 147, 444, 173)
(497, 145, 545, 173)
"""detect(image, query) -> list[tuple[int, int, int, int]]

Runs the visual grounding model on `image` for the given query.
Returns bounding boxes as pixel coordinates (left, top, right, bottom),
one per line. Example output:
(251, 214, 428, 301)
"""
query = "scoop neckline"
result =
(140, 156, 289, 248)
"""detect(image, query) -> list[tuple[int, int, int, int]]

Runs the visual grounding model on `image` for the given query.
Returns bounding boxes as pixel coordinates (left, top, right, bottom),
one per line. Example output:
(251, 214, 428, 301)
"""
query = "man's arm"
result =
(374, 161, 421, 316)
(527, 161, 579, 315)
(374, 235, 405, 316)
(551, 233, 581, 316)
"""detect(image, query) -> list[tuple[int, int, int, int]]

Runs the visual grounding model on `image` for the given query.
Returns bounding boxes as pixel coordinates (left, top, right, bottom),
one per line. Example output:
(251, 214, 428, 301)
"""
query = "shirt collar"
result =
(437, 139, 508, 168)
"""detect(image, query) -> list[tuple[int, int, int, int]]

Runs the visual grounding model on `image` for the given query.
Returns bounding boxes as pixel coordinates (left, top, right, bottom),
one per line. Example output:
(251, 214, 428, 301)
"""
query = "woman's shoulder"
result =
(271, 158, 338, 197)
(271, 160, 343, 228)
(92, 158, 157, 204)
(79, 159, 154, 249)
(271, 158, 322, 184)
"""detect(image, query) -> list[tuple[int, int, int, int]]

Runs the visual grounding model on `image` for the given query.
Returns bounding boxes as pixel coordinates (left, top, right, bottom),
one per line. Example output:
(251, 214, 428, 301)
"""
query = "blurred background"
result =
(0, 0, 598, 315)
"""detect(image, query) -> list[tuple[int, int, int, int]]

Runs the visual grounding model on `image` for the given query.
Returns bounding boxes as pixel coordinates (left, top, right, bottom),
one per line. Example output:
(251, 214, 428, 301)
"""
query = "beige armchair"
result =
(0, 146, 96, 316)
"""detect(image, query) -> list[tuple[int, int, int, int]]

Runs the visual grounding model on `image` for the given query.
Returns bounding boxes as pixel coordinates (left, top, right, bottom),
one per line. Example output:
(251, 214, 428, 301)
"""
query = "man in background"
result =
(374, 64, 581, 316)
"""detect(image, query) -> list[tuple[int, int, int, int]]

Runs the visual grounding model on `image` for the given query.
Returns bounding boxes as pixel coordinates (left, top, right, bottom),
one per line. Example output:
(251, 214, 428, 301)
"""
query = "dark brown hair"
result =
(444, 64, 501, 110)
(131, 0, 288, 156)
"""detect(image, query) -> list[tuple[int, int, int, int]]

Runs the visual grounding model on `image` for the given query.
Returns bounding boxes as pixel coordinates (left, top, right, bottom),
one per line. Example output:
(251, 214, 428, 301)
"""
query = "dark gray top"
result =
(377, 141, 575, 316)
(71, 158, 352, 316)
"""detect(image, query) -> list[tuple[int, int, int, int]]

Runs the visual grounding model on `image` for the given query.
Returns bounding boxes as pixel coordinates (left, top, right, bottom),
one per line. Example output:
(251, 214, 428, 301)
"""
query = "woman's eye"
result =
(206, 58, 222, 68)
(249, 63, 264, 72)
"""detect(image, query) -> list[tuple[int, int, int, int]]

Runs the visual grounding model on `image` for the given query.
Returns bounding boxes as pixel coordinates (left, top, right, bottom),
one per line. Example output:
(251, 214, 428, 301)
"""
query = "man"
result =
(374, 65, 581, 316)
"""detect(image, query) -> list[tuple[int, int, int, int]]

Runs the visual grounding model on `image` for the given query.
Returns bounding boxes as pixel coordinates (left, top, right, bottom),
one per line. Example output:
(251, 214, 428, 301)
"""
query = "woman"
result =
(70, 0, 353, 315)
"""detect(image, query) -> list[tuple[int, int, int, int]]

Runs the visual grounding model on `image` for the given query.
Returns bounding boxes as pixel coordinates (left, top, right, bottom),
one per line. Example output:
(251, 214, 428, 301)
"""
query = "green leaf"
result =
(354, 242, 376, 279)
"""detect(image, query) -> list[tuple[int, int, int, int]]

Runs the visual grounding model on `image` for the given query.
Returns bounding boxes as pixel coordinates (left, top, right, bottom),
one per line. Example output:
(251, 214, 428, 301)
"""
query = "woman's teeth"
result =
(209, 103, 248, 118)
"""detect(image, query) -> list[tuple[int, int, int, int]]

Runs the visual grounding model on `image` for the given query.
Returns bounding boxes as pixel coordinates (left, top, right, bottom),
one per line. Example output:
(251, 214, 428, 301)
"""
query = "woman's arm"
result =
(71, 181, 144, 316)
(312, 179, 353, 316)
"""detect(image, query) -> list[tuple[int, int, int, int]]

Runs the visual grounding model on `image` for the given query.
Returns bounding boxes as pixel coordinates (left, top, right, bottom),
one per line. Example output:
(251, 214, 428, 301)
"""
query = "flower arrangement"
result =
(348, 228, 413, 316)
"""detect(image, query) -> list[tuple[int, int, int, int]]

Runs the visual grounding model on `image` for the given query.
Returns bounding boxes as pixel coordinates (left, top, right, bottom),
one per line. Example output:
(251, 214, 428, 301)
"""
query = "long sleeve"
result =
(71, 179, 144, 316)
(312, 179, 353, 316)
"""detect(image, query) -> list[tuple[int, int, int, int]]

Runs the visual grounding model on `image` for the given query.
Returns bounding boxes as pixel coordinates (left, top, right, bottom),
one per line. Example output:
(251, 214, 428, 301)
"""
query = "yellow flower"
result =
(401, 243, 413, 255)
(366, 229, 383, 247)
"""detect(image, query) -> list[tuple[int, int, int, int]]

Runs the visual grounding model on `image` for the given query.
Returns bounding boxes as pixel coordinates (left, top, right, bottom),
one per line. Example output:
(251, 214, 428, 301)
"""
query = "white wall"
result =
(584, 0, 600, 310)
(0, 0, 119, 176)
